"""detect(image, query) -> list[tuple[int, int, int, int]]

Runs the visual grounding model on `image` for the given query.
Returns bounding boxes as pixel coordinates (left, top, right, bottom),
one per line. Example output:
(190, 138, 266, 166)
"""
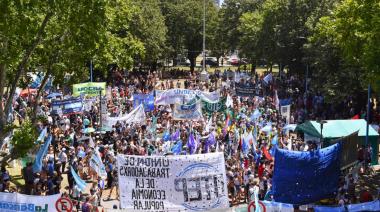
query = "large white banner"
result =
(0, 192, 60, 211)
(117, 152, 228, 212)
(104, 104, 146, 128)
(173, 101, 203, 121)
(155, 89, 220, 105)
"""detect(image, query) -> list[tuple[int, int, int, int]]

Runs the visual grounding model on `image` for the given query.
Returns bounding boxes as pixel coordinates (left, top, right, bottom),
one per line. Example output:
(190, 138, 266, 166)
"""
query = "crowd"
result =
(0, 67, 378, 211)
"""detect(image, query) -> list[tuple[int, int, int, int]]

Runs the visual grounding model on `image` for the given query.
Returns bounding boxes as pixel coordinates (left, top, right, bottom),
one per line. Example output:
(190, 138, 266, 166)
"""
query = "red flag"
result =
(262, 146, 273, 161)
(352, 114, 360, 119)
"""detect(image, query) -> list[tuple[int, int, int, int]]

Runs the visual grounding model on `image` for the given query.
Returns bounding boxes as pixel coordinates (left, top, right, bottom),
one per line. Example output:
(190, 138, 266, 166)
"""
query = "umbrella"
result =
(46, 92, 62, 99)
(82, 127, 95, 134)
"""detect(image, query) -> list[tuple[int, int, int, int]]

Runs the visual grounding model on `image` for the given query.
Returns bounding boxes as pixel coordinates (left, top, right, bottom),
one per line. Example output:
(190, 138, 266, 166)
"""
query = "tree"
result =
(131, 0, 167, 69)
(161, 0, 219, 71)
(217, 0, 262, 54)
(316, 0, 380, 91)
(94, 0, 144, 72)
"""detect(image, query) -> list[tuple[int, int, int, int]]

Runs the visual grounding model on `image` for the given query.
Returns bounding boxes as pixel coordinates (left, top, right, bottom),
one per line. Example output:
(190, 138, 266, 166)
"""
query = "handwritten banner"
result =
(117, 152, 228, 211)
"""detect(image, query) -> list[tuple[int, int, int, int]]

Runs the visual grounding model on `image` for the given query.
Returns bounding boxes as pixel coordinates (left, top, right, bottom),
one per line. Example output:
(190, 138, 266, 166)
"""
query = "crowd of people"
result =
(0, 67, 378, 211)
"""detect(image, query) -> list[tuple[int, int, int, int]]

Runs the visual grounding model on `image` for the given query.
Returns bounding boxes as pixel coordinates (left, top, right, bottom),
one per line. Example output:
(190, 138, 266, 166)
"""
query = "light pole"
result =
(200, 0, 209, 81)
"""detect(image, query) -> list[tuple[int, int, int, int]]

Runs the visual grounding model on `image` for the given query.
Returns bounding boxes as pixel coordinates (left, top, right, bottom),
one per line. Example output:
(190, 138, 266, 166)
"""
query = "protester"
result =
(2, 68, 378, 211)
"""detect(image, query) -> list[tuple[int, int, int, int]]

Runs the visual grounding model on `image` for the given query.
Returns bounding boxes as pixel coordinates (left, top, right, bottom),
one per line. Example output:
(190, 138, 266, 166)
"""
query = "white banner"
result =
(155, 89, 220, 105)
(173, 101, 203, 121)
(104, 104, 146, 128)
(117, 152, 228, 211)
(0, 192, 60, 211)
(280, 104, 291, 123)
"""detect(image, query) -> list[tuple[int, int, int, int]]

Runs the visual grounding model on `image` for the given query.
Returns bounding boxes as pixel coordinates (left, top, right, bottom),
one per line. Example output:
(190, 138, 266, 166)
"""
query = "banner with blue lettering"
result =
(133, 93, 154, 112)
(117, 152, 228, 211)
(173, 101, 203, 120)
(0, 192, 60, 212)
(51, 98, 83, 115)
(155, 89, 220, 105)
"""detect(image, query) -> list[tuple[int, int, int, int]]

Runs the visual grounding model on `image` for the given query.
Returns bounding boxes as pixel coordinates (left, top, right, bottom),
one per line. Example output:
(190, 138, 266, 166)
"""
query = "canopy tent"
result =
(295, 119, 379, 165)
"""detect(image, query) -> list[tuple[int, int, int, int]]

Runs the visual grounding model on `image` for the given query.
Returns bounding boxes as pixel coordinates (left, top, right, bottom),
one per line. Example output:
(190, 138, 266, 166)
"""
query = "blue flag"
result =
(271, 135, 278, 145)
(33, 135, 52, 173)
(171, 129, 180, 141)
(250, 109, 261, 121)
(242, 135, 250, 155)
(36, 127, 47, 144)
(71, 167, 87, 191)
(205, 132, 216, 153)
(162, 130, 171, 142)
(171, 141, 182, 155)
(187, 133, 197, 154)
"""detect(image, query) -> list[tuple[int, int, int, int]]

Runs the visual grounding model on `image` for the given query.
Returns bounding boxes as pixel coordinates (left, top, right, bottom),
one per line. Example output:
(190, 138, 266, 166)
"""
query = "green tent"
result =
(296, 119, 379, 165)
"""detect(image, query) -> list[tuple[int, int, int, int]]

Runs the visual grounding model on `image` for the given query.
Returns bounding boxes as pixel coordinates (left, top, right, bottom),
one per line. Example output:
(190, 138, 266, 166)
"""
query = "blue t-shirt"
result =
(48, 163, 54, 176)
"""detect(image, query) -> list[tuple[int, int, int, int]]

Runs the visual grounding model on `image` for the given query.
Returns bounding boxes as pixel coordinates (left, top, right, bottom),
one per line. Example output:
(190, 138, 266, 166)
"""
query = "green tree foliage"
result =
(161, 0, 219, 71)
(94, 0, 144, 72)
(217, 0, 263, 55)
(131, 0, 167, 68)
(10, 120, 37, 160)
(316, 0, 380, 91)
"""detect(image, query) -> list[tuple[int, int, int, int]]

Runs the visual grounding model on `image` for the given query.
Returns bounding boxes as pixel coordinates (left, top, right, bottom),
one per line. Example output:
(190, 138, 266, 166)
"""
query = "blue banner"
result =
(133, 93, 154, 112)
(33, 135, 52, 173)
(71, 167, 87, 191)
(51, 98, 83, 115)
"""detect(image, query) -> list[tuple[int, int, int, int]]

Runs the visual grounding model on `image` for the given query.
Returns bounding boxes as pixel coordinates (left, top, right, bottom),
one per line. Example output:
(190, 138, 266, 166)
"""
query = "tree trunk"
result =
(188, 51, 198, 73)
(31, 70, 51, 125)
(0, 64, 7, 141)
(3, 12, 53, 122)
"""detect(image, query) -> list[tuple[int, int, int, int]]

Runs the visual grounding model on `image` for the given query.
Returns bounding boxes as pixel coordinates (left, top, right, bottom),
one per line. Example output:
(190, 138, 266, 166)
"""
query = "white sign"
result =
(173, 101, 203, 121)
(117, 152, 229, 211)
(155, 89, 220, 105)
(281, 104, 291, 123)
(104, 104, 146, 128)
(0, 192, 60, 211)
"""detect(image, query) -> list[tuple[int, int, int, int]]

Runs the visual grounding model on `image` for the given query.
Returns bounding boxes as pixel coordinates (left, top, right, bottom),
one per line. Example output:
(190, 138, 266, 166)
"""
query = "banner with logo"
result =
(235, 84, 255, 97)
(51, 98, 83, 115)
(104, 104, 146, 128)
(117, 152, 228, 211)
(73, 82, 106, 97)
(0, 192, 60, 211)
(173, 101, 203, 120)
(202, 98, 226, 114)
(133, 93, 154, 112)
(155, 89, 220, 105)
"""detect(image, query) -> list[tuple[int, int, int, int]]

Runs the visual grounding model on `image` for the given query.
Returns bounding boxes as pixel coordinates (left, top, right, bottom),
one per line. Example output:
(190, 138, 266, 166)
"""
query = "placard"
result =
(72, 82, 106, 97)
(117, 152, 228, 211)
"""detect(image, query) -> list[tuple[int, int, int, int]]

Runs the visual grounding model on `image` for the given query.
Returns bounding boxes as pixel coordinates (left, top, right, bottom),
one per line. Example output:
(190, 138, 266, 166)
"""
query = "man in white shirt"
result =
(58, 148, 68, 173)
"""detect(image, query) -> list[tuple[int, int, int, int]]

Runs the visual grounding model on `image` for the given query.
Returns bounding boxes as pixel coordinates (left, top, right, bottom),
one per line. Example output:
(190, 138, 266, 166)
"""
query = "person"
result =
(22, 163, 34, 195)
(58, 148, 68, 174)
(81, 197, 93, 212)
(107, 169, 118, 200)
